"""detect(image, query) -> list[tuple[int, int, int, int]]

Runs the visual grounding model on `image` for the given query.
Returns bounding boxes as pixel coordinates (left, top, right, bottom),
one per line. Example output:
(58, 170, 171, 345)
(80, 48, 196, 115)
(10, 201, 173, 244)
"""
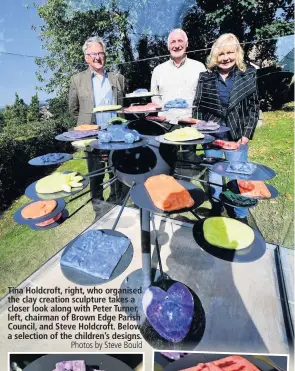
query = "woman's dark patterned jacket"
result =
(192, 67, 259, 140)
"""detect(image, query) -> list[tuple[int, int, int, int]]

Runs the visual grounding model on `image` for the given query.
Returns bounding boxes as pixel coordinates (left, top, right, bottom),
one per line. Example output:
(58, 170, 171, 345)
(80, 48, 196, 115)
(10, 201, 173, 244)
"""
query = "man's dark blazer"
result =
(193, 67, 259, 140)
(69, 68, 126, 124)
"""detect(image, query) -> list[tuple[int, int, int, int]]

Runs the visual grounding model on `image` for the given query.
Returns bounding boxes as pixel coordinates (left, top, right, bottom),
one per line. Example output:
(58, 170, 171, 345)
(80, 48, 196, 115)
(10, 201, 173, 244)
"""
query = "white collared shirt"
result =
(151, 57, 206, 123)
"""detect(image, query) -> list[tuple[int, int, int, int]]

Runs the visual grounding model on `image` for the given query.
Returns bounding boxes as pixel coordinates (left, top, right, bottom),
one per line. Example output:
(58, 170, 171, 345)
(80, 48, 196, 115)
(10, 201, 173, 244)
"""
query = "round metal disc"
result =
(165, 105, 196, 110)
(163, 353, 277, 371)
(23, 354, 134, 371)
(226, 180, 279, 200)
(29, 209, 69, 231)
(130, 180, 205, 214)
(89, 137, 149, 151)
(200, 157, 226, 168)
(60, 229, 134, 286)
(28, 153, 73, 166)
(25, 172, 89, 200)
(197, 125, 231, 134)
(60, 130, 98, 140)
(192, 218, 266, 263)
(121, 108, 168, 114)
(55, 133, 97, 142)
(177, 122, 231, 135)
(140, 278, 206, 350)
(211, 161, 276, 180)
(13, 198, 66, 225)
(155, 134, 215, 146)
(123, 93, 162, 98)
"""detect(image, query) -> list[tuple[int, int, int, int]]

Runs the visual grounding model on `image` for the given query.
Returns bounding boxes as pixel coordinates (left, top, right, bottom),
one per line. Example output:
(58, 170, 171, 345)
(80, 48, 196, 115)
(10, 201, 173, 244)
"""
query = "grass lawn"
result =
(0, 151, 114, 296)
(172, 104, 294, 247)
(247, 105, 294, 248)
(0, 104, 293, 296)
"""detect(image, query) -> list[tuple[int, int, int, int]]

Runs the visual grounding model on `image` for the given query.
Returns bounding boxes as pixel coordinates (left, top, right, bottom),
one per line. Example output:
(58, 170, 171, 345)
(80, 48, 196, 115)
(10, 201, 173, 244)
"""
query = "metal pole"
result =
(84, 165, 113, 177)
(174, 172, 223, 188)
(190, 209, 202, 221)
(66, 177, 117, 204)
(275, 246, 294, 348)
(140, 208, 152, 289)
(151, 213, 164, 280)
(87, 169, 114, 179)
(73, 157, 105, 161)
(112, 182, 135, 230)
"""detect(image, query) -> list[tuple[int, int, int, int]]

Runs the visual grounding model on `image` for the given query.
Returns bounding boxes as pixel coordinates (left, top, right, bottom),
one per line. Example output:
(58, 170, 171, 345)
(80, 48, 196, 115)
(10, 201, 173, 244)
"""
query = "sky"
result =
(0, 0, 294, 107)
(0, 0, 53, 106)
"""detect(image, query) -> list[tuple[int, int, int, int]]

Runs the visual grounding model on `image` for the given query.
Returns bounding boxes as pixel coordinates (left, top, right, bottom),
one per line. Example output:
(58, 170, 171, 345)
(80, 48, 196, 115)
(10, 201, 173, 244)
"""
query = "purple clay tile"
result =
(160, 352, 187, 360)
(142, 282, 194, 342)
(55, 360, 86, 371)
(227, 161, 257, 175)
(192, 121, 220, 131)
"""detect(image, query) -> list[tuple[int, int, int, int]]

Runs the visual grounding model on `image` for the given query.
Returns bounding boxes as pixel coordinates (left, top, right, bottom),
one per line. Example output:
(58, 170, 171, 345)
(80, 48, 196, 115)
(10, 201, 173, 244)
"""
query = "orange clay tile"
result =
(179, 118, 201, 125)
(180, 355, 260, 371)
(74, 124, 99, 131)
(21, 200, 57, 219)
(35, 212, 62, 227)
(212, 139, 240, 150)
(238, 180, 271, 198)
(144, 175, 194, 211)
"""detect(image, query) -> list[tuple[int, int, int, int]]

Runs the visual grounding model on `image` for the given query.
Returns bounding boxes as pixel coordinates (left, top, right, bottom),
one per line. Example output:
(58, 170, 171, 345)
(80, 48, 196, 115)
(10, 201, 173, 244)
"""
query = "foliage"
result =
(3, 93, 28, 126)
(0, 116, 75, 210)
(0, 110, 4, 131)
(31, 0, 294, 110)
(48, 96, 70, 118)
(186, 0, 294, 65)
(33, 0, 132, 98)
(27, 93, 40, 122)
(257, 68, 294, 110)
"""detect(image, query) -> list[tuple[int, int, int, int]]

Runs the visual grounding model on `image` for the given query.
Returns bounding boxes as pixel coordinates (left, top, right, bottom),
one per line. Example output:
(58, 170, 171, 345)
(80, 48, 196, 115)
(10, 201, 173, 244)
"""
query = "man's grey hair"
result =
(82, 36, 106, 54)
(167, 28, 188, 47)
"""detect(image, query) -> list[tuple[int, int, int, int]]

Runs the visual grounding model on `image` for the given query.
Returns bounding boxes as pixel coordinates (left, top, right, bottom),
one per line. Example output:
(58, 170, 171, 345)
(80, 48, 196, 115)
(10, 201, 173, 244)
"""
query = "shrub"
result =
(0, 116, 76, 210)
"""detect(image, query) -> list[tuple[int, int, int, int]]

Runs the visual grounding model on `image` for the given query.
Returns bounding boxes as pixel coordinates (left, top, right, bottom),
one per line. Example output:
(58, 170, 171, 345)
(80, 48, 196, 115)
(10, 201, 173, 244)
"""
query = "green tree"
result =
(0, 110, 4, 131)
(184, 0, 294, 65)
(27, 93, 40, 122)
(33, 0, 132, 99)
(32, 0, 293, 109)
(3, 93, 28, 126)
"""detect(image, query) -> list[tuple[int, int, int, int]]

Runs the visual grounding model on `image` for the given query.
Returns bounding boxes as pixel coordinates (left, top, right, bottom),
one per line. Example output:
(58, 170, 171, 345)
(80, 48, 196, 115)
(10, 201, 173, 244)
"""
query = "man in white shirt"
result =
(151, 28, 206, 125)
(151, 29, 206, 169)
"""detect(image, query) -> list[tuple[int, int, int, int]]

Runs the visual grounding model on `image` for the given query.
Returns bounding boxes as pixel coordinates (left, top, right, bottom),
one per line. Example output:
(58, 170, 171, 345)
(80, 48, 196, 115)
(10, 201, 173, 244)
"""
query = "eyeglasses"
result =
(86, 52, 105, 58)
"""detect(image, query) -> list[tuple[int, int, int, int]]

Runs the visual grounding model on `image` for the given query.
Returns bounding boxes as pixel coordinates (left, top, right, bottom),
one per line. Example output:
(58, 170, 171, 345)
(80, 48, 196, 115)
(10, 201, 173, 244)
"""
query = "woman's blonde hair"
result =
(207, 33, 246, 71)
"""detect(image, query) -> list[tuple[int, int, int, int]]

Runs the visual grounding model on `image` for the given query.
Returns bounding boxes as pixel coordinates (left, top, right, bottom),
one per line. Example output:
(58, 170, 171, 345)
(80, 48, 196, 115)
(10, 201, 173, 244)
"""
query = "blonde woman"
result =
(193, 33, 259, 222)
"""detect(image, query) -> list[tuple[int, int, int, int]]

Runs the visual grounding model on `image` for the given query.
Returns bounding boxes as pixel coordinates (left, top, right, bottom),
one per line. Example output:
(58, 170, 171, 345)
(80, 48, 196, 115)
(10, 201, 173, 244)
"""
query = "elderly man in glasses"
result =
(69, 36, 128, 211)
(69, 35, 126, 126)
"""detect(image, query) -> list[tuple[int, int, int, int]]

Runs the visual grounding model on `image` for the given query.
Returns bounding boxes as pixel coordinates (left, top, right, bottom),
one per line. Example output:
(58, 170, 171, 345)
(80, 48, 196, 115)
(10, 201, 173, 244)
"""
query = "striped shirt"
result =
(193, 67, 259, 140)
